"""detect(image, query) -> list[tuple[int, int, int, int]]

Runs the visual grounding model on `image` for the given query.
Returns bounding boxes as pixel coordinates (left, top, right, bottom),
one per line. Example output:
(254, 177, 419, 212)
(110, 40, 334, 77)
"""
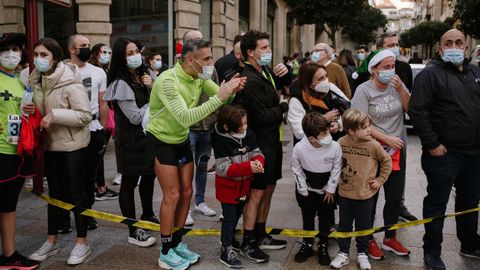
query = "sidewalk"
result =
(13, 126, 479, 269)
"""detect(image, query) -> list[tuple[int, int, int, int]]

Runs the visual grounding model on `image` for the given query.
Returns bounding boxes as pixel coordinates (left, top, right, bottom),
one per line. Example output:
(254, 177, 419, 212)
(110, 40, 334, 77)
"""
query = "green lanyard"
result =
(245, 61, 276, 89)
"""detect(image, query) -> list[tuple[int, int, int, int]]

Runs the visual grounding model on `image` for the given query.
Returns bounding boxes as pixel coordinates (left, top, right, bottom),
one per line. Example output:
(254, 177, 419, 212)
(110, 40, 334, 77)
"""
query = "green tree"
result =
(400, 21, 451, 58)
(286, 0, 365, 49)
(454, 0, 480, 39)
(342, 5, 388, 45)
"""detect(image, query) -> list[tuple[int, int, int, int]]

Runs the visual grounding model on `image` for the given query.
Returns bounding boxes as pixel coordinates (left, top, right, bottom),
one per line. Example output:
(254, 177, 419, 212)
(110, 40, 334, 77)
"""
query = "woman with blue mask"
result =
(29, 37, 93, 265)
(146, 51, 166, 81)
(88, 43, 111, 74)
(351, 49, 411, 261)
(104, 37, 158, 248)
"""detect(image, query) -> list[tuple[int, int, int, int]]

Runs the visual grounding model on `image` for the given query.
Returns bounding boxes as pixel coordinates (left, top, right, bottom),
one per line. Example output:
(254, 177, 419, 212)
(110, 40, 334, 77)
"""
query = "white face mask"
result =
(314, 79, 330, 93)
(99, 53, 110, 65)
(231, 130, 247, 139)
(192, 58, 214, 80)
(0, 50, 21, 70)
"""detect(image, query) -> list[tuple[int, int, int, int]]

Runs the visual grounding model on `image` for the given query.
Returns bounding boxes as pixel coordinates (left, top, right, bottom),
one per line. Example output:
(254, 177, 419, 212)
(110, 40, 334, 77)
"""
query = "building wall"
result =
(1, 0, 316, 65)
(0, 0, 25, 33)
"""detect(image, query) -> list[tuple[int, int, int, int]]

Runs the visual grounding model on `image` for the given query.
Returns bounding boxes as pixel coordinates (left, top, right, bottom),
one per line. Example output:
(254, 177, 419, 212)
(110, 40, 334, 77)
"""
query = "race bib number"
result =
(6, 114, 21, 145)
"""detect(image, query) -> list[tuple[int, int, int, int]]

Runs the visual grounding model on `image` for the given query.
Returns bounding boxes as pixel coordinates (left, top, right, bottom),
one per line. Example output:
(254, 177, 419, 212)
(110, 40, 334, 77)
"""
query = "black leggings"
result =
(45, 148, 88, 238)
(119, 174, 155, 234)
(371, 149, 406, 238)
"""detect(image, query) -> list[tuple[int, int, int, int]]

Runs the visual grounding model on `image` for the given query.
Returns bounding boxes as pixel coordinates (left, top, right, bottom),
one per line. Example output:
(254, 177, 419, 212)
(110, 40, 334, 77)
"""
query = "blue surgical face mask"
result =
(311, 51, 321, 62)
(154, 60, 162, 70)
(357, 53, 366, 61)
(192, 58, 214, 80)
(34, 57, 52, 73)
(99, 53, 110, 65)
(257, 52, 272, 66)
(388, 47, 400, 58)
(441, 48, 465, 65)
(126, 53, 142, 69)
(378, 68, 396, 84)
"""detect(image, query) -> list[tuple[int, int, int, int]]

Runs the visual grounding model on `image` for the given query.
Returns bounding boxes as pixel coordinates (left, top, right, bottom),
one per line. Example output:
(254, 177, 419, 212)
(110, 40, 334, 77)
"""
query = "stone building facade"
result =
(0, 0, 316, 66)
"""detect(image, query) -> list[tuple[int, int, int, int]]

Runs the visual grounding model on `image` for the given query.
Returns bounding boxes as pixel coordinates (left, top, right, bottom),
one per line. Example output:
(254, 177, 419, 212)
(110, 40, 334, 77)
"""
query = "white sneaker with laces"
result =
(185, 212, 194, 226)
(194, 202, 216, 216)
(29, 241, 60, 261)
(112, 173, 122, 185)
(67, 243, 92, 265)
(330, 252, 350, 269)
(357, 253, 371, 270)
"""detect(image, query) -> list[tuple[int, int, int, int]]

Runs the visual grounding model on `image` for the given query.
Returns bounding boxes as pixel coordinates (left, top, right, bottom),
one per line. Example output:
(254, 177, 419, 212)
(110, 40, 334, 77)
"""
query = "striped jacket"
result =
(211, 124, 264, 204)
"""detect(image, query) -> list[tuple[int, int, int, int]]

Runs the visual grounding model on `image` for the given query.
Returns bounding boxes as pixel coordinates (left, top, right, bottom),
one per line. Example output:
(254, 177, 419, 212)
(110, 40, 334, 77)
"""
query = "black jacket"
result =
(409, 58, 480, 154)
(215, 51, 236, 83)
(234, 64, 287, 147)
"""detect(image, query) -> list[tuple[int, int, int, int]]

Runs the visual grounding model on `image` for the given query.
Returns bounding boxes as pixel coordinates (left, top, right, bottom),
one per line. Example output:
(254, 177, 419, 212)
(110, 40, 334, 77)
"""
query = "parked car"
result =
(410, 63, 426, 82)
(405, 63, 426, 130)
(470, 45, 480, 66)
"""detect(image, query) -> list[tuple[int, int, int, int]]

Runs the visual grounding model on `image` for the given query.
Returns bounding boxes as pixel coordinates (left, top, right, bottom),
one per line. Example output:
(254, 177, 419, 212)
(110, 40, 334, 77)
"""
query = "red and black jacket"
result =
(211, 124, 265, 204)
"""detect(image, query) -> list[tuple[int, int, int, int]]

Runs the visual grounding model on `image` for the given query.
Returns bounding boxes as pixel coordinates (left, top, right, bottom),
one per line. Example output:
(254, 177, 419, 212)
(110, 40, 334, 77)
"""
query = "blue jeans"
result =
(189, 129, 213, 205)
(421, 150, 480, 256)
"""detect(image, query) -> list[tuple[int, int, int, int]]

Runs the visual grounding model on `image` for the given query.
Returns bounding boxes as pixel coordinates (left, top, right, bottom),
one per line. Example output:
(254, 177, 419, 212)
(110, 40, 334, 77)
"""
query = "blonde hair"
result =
(342, 109, 371, 131)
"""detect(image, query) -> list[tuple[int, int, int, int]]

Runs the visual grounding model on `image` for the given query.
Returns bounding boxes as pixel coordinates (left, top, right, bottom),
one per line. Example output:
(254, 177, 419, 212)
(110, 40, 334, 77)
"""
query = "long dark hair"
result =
(107, 37, 142, 86)
(337, 49, 356, 67)
(298, 62, 326, 93)
(88, 43, 105, 66)
(33, 37, 64, 70)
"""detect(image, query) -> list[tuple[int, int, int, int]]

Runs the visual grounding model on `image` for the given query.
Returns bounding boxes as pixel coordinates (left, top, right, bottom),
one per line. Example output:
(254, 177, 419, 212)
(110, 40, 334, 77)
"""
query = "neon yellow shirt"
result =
(0, 70, 25, 155)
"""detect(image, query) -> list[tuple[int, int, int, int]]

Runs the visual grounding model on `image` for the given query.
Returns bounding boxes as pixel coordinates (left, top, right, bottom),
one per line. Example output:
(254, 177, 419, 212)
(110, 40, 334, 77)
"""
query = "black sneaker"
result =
(87, 217, 99, 230)
(140, 215, 160, 224)
(317, 241, 331, 265)
(240, 241, 269, 263)
(232, 237, 241, 252)
(424, 253, 446, 270)
(0, 251, 40, 270)
(399, 208, 418, 222)
(219, 246, 242, 268)
(294, 242, 313, 263)
(258, 234, 287, 250)
(95, 188, 119, 201)
(459, 248, 480, 260)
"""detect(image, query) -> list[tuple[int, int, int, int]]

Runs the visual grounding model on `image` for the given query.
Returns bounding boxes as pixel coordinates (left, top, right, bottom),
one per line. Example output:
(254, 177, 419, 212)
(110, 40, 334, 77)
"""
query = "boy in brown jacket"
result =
(330, 109, 392, 270)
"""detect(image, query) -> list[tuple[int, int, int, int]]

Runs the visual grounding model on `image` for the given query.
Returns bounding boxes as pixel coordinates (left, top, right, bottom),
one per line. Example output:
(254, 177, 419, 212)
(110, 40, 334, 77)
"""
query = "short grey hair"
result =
(314, 43, 334, 58)
(180, 39, 212, 62)
(376, 32, 396, 48)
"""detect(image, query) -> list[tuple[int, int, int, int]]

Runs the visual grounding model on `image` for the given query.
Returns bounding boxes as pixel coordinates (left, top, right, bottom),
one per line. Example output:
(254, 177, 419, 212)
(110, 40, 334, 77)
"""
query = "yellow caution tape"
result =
(31, 190, 480, 239)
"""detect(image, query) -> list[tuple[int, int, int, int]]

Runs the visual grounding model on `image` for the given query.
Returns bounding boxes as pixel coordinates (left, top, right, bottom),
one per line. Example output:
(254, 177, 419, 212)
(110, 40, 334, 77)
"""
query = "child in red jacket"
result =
(211, 105, 265, 268)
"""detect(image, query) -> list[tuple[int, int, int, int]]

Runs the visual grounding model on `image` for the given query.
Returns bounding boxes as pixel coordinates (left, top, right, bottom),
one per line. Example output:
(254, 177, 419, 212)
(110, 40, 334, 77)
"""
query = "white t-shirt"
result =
(78, 63, 107, 131)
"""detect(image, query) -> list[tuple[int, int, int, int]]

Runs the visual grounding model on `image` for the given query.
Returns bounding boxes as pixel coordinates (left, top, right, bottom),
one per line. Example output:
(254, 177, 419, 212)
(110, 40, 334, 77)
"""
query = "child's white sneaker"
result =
(330, 252, 349, 269)
(357, 252, 371, 270)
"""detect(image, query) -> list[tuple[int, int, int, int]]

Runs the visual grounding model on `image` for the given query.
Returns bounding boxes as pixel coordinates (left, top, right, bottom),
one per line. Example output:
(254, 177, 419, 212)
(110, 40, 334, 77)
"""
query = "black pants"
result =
(119, 174, 155, 234)
(221, 202, 245, 247)
(338, 196, 376, 254)
(45, 148, 88, 238)
(422, 150, 480, 256)
(295, 190, 335, 244)
(84, 130, 106, 208)
(371, 148, 406, 238)
(95, 129, 113, 187)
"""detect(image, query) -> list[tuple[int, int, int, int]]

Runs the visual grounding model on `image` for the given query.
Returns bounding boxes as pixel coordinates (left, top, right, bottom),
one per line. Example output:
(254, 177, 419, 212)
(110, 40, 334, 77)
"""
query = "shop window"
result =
(111, 0, 171, 66)
(239, 0, 249, 33)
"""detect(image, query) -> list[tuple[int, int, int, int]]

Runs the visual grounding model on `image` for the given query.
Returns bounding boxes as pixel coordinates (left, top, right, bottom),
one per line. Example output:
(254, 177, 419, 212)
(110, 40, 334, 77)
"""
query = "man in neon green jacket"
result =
(146, 39, 246, 269)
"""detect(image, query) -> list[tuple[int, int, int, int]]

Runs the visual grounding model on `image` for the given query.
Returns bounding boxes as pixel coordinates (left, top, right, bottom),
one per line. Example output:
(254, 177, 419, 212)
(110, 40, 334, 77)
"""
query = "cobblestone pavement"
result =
(13, 127, 479, 269)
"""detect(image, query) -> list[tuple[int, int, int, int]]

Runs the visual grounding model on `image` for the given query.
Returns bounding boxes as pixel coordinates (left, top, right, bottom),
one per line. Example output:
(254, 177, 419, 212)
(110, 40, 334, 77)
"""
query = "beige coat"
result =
(30, 61, 91, 152)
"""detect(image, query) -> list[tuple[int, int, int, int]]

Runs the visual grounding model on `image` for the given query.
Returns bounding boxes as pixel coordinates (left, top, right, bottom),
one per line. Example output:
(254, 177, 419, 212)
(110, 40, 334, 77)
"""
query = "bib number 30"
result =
(6, 114, 21, 145)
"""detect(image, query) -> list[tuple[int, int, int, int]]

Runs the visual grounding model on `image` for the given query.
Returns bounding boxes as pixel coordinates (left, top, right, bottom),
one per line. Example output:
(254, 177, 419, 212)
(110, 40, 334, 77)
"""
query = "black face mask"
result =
(77, 47, 91, 62)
